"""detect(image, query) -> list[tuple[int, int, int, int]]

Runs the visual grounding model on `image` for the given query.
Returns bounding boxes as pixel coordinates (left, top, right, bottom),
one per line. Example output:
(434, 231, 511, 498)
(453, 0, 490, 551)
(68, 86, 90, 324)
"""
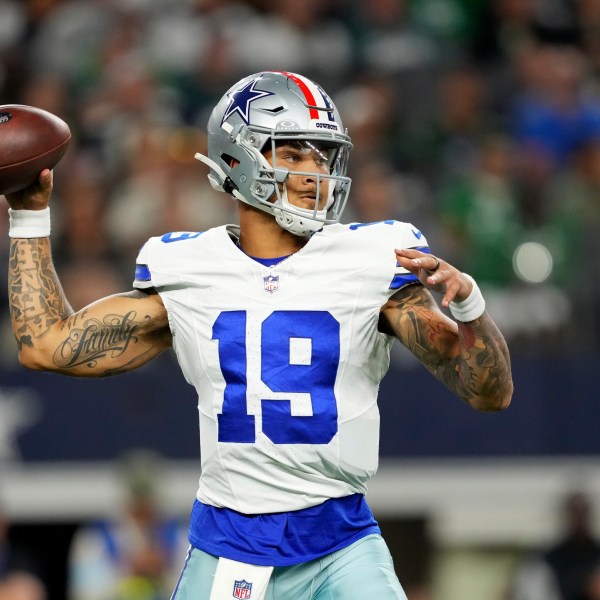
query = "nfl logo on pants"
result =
(233, 579, 252, 599)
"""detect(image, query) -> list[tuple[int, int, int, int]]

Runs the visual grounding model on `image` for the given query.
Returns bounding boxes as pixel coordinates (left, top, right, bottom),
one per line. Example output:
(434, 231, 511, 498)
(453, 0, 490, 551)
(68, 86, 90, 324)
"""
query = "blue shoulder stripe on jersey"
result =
(390, 273, 419, 289)
(160, 231, 204, 243)
(389, 246, 431, 290)
(135, 264, 151, 282)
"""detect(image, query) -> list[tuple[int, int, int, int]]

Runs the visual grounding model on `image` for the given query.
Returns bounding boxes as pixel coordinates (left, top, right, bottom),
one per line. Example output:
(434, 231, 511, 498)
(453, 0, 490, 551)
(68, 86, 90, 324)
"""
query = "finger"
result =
(395, 248, 428, 259)
(441, 287, 455, 308)
(396, 250, 440, 274)
(441, 279, 462, 307)
(426, 256, 440, 272)
(394, 249, 420, 274)
(427, 268, 442, 286)
(39, 169, 53, 192)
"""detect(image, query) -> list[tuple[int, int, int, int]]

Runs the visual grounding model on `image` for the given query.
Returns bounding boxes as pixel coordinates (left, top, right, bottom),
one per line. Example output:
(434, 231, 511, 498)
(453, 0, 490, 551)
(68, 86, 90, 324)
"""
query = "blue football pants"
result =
(171, 533, 407, 600)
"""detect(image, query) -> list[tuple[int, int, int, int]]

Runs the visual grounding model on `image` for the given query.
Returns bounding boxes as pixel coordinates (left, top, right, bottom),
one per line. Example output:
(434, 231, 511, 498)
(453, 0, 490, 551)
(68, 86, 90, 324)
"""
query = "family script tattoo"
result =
(53, 311, 147, 369)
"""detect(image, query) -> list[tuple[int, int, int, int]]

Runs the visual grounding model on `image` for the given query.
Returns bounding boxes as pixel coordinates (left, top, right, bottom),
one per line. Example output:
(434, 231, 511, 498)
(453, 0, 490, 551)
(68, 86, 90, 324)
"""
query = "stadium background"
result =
(1, 0, 600, 598)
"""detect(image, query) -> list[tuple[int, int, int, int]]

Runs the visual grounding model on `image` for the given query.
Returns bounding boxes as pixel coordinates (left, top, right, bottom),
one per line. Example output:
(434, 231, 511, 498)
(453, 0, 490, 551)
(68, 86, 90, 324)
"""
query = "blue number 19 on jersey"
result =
(212, 310, 340, 445)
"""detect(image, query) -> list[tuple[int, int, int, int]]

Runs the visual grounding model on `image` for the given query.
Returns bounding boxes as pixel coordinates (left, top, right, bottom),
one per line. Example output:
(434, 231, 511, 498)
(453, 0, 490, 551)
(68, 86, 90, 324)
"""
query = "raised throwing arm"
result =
(380, 248, 513, 412)
(6, 170, 171, 377)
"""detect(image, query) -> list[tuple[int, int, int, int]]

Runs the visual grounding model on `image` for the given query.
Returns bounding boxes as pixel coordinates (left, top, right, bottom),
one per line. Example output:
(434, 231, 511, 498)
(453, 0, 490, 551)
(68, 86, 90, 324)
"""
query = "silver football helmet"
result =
(195, 71, 353, 236)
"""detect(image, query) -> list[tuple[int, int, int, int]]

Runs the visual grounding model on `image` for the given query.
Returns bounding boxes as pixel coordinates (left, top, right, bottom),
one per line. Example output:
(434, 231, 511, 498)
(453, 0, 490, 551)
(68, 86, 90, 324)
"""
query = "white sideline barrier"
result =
(2, 457, 600, 546)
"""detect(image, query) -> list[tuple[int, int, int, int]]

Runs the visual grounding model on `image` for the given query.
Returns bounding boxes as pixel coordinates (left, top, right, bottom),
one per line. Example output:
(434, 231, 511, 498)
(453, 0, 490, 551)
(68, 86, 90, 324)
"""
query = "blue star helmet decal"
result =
(221, 78, 274, 126)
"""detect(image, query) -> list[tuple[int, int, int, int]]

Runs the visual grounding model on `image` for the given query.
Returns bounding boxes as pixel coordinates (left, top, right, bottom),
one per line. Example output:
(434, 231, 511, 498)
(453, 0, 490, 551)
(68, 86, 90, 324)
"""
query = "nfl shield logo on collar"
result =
(233, 579, 252, 599)
(264, 274, 279, 293)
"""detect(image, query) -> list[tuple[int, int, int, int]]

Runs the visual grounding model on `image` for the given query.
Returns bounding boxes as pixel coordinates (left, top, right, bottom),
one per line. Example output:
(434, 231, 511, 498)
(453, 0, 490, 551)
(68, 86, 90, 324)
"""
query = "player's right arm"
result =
(6, 170, 172, 377)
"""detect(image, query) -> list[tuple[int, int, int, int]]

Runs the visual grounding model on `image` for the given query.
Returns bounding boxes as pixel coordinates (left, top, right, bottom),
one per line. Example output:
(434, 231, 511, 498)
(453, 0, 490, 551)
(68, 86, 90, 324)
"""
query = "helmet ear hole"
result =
(222, 154, 238, 168)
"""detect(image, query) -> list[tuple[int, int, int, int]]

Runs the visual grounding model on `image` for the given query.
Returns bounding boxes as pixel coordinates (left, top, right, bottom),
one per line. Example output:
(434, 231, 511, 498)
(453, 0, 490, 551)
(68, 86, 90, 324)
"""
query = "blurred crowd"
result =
(1, 0, 600, 355)
(506, 491, 600, 600)
(0, 451, 189, 600)
(0, 505, 46, 600)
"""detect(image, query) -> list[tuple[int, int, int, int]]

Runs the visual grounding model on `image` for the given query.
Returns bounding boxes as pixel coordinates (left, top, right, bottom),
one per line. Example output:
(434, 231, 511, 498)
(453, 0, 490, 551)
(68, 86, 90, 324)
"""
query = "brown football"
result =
(0, 104, 71, 195)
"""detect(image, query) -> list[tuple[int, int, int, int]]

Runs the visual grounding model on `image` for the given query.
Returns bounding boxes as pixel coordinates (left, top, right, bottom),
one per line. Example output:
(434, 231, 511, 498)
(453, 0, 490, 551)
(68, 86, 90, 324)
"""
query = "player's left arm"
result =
(379, 248, 513, 412)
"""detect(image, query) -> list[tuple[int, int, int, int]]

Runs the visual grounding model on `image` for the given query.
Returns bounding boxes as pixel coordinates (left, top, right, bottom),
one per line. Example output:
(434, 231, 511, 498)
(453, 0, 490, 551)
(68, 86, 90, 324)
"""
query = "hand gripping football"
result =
(0, 104, 71, 195)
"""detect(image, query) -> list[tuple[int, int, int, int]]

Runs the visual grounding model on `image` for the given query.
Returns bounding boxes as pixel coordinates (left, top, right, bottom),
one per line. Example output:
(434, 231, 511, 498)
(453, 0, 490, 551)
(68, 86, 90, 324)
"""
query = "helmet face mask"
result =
(196, 71, 353, 236)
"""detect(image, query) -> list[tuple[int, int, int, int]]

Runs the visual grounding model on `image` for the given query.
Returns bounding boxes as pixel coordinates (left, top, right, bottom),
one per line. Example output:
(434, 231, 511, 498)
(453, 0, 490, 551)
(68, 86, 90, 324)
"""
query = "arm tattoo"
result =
(447, 314, 512, 410)
(53, 311, 150, 369)
(102, 346, 158, 377)
(385, 285, 512, 410)
(8, 241, 169, 375)
(8, 239, 73, 348)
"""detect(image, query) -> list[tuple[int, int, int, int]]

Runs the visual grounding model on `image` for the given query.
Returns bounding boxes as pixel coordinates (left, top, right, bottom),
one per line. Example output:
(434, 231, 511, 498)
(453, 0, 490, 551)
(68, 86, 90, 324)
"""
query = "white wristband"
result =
(449, 274, 486, 322)
(8, 207, 51, 238)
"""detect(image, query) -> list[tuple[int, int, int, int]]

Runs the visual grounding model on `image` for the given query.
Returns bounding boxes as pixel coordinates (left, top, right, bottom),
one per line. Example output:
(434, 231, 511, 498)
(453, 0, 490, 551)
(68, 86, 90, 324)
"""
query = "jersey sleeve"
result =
(388, 221, 430, 291)
(132, 231, 207, 290)
(133, 239, 155, 290)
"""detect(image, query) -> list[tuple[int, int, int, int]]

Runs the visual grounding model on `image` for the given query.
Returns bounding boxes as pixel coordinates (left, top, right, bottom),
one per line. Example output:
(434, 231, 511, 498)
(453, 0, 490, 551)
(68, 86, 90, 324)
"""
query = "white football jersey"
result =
(134, 221, 429, 514)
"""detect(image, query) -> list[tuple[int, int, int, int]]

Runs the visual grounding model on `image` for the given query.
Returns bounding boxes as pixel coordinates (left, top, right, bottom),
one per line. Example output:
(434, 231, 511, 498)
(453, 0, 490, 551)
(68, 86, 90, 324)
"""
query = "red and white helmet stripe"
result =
(276, 71, 334, 121)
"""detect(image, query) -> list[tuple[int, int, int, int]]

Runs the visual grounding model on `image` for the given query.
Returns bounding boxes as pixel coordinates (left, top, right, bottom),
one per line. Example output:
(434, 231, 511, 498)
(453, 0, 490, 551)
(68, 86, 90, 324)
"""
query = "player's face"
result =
(263, 142, 333, 211)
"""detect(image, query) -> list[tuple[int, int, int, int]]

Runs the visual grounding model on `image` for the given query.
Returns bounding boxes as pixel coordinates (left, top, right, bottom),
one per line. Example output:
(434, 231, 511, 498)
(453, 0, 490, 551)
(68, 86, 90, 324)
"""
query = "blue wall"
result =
(2, 349, 598, 462)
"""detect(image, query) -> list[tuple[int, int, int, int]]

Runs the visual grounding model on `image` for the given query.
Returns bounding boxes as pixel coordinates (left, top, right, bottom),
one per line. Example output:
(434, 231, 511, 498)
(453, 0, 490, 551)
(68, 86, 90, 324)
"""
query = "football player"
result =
(4, 71, 513, 600)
